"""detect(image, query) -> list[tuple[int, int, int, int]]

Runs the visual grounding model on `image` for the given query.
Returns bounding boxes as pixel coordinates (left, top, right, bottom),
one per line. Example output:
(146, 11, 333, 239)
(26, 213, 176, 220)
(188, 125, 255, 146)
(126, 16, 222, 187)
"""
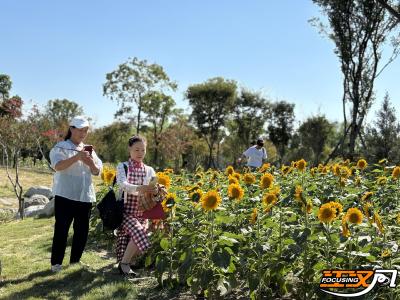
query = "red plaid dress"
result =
(116, 159, 150, 262)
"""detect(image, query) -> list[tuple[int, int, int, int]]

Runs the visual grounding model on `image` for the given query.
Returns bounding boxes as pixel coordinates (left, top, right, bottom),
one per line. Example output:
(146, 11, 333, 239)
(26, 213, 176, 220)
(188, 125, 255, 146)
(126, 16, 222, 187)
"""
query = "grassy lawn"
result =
(0, 167, 102, 206)
(0, 217, 191, 300)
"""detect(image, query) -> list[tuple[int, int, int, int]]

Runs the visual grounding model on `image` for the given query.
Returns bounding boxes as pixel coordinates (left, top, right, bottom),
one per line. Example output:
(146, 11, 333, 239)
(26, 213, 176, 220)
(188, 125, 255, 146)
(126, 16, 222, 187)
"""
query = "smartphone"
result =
(83, 145, 93, 156)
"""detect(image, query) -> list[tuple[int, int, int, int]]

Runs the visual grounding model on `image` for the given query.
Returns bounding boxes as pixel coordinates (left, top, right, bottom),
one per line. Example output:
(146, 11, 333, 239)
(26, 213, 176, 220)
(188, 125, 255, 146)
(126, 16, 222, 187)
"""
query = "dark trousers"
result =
(51, 195, 92, 265)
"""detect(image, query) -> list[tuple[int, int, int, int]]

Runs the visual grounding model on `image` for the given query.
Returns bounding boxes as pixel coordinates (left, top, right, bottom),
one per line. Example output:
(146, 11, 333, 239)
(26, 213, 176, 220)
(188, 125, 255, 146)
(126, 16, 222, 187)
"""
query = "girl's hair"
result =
(128, 135, 147, 146)
(64, 126, 75, 141)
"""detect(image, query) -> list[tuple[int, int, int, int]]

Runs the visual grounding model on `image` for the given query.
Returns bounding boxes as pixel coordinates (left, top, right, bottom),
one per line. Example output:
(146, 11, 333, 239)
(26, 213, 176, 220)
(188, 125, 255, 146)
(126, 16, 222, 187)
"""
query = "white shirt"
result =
(49, 140, 103, 203)
(116, 162, 156, 200)
(243, 145, 267, 168)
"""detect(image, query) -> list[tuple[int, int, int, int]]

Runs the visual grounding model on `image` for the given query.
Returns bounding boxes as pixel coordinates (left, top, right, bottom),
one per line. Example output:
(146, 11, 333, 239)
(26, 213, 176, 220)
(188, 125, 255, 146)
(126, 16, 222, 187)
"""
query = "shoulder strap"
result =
(112, 162, 128, 187)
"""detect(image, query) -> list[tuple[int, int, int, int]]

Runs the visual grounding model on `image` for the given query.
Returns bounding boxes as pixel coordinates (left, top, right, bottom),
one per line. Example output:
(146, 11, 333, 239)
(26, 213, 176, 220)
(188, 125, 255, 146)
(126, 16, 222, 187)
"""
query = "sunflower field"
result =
(99, 160, 400, 299)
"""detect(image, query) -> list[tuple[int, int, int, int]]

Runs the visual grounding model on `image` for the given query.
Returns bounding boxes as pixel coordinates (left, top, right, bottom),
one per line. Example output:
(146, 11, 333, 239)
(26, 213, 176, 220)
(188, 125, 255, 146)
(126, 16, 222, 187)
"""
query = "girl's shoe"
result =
(118, 262, 137, 277)
(51, 264, 62, 273)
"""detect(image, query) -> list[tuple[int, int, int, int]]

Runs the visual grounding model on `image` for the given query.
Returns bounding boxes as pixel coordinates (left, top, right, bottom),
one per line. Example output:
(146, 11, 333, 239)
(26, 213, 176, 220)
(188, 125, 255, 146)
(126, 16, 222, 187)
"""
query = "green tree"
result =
(0, 74, 12, 100)
(298, 115, 334, 165)
(103, 57, 177, 135)
(267, 101, 295, 164)
(312, 0, 400, 160)
(186, 77, 237, 168)
(364, 93, 400, 163)
(234, 90, 270, 146)
(86, 122, 135, 163)
(142, 91, 176, 166)
(44, 99, 84, 128)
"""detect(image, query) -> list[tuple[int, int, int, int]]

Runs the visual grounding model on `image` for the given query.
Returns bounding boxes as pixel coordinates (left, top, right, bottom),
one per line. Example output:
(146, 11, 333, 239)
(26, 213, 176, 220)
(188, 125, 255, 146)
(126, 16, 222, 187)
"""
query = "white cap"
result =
(69, 116, 90, 129)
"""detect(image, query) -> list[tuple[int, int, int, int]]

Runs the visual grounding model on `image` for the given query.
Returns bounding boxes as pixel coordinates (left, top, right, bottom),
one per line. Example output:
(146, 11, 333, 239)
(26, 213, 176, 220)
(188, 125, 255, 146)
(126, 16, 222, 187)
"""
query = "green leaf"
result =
(217, 277, 231, 296)
(217, 236, 239, 247)
(160, 238, 169, 251)
(211, 248, 231, 270)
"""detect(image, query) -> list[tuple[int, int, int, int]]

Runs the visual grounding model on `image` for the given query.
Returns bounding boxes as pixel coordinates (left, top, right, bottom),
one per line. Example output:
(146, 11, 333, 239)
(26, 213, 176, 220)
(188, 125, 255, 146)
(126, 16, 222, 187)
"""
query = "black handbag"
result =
(96, 163, 127, 230)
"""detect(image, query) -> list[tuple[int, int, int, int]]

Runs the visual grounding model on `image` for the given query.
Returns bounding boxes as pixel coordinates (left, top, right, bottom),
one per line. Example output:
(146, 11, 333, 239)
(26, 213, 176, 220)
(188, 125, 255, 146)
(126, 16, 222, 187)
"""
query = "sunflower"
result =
(243, 173, 256, 185)
(343, 159, 350, 166)
(225, 166, 234, 176)
(377, 176, 387, 185)
(361, 191, 373, 202)
(228, 184, 244, 201)
(363, 203, 372, 222)
(373, 212, 384, 233)
(340, 166, 351, 178)
(250, 207, 257, 224)
(321, 166, 328, 175)
(296, 159, 307, 172)
(232, 172, 241, 181)
(318, 203, 336, 223)
(259, 163, 271, 173)
(379, 158, 388, 165)
(281, 165, 291, 176)
(310, 168, 316, 177)
(200, 190, 222, 211)
(157, 172, 171, 189)
(228, 175, 239, 185)
(294, 185, 303, 202)
(339, 177, 346, 187)
(341, 216, 350, 237)
(306, 200, 313, 214)
(357, 159, 367, 170)
(103, 168, 116, 185)
(162, 193, 177, 212)
(269, 185, 281, 196)
(346, 208, 363, 224)
(332, 164, 340, 177)
(163, 168, 174, 174)
(263, 192, 277, 207)
(328, 201, 343, 216)
(260, 173, 274, 189)
(392, 166, 400, 180)
(381, 249, 391, 258)
(190, 189, 203, 203)
(354, 176, 361, 186)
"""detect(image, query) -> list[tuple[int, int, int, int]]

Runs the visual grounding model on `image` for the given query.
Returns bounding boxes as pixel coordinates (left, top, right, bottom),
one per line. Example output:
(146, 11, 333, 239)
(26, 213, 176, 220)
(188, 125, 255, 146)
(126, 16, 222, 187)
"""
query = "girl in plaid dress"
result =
(115, 135, 164, 276)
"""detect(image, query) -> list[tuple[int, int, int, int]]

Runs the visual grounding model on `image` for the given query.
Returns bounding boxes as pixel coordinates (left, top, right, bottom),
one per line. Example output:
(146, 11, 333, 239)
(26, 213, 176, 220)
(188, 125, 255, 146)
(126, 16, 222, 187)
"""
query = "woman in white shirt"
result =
(49, 116, 102, 272)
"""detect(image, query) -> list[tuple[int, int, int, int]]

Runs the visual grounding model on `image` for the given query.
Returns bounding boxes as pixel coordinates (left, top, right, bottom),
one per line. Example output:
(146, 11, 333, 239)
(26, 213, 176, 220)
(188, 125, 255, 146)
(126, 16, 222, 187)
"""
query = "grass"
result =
(0, 218, 191, 300)
(0, 167, 102, 207)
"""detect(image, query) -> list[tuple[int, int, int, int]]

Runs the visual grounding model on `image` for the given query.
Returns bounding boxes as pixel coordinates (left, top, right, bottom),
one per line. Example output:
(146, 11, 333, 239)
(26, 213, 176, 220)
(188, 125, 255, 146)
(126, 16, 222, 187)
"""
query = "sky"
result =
(1, 0, 399, 128)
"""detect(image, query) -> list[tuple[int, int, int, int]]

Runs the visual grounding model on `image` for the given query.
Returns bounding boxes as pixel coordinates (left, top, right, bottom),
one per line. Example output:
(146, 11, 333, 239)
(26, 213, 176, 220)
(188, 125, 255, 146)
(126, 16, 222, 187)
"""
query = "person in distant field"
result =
(49, 116, 103, 273)
(238, 138, 267, 171)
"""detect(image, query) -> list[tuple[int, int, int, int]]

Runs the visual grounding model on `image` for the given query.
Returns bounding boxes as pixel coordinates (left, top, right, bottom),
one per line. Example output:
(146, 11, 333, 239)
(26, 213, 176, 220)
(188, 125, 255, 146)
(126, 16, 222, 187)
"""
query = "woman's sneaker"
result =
(51, 264, 62, 272)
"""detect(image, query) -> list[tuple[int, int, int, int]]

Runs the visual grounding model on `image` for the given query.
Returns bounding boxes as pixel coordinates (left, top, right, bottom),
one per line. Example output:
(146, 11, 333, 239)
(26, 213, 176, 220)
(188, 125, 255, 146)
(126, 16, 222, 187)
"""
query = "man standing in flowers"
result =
(238, 138, 267, 171)
(115, 135, 167, 276)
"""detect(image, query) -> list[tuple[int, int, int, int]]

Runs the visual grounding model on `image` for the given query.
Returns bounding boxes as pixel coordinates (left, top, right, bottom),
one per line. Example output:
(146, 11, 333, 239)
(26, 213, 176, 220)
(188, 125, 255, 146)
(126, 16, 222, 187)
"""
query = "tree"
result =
(141, 91, 176, 166)
(234, 90, 270, 146)
(103, 57, 177, 135)
(298, 115, 334, 165)
(158, 114, 197, 171)
(85, 121, 135, 163)
(44, 99, 84, 128)
(0, 74, 12, 100)
(312, 0, 400, 160)
(267, 101, 295, 164)
(186, 77, 237, 168)
(0, 96, 23, 118)
(375, 0, 400, 22)
(364, 93, 400, 162)
(0, 111, 44, 219)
